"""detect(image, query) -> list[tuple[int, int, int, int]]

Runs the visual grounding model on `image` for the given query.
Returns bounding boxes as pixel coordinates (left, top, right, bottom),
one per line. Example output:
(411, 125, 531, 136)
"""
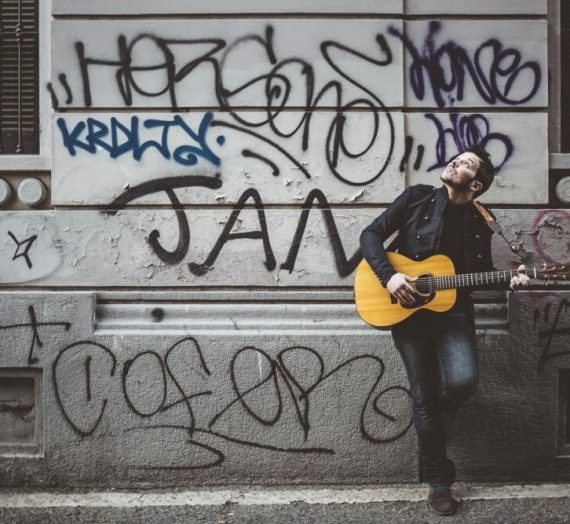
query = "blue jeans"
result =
(392, 310, 479, 486)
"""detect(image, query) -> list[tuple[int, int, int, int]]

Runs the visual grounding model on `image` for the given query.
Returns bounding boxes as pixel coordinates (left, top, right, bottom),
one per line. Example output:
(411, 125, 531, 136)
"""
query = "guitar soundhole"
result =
(415, 272, 434, 296)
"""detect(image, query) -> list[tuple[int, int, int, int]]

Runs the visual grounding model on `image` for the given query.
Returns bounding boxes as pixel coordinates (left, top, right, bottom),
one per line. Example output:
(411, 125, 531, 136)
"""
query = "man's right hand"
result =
(387, 273, 417, 306)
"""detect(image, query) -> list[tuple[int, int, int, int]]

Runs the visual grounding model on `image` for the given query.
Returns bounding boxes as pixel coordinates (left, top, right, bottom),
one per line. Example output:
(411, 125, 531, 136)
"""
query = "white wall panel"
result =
(406, 0, 546, 15)
(52, 111, 405, 205)
(0, 214, 63, 284)
(407, 112, 549, 204)
(0, 209, 377, 286)
(53, 0, 404, 15)
(1, 209, 568, 287)
(401, 20, 547, 108)
(53, 0, 548, 17)
(50, 20, 404, 109)
(52, 110, 547, 206)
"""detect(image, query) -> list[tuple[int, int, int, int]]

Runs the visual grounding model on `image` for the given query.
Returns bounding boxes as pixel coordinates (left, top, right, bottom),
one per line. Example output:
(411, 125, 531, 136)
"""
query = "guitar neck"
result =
(433, 268, 535, 290)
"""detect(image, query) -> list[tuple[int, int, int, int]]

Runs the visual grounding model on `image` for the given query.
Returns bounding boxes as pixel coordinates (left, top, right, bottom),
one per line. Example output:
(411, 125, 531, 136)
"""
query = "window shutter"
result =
(562, 1, 570, 152)
(0, 0, 38, 154)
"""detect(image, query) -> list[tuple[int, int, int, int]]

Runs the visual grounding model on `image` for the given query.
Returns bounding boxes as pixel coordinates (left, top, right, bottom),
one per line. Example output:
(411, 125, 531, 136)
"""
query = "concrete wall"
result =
(1, 0, 569, 487)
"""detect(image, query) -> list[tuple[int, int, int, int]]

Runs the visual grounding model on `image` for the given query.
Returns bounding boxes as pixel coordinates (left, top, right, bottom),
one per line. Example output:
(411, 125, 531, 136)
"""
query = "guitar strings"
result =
(414, 270, 520, 293)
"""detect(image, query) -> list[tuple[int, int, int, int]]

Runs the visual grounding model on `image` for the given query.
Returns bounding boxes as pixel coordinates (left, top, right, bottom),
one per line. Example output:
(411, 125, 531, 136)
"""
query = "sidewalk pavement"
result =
(0, 483, 569, 523)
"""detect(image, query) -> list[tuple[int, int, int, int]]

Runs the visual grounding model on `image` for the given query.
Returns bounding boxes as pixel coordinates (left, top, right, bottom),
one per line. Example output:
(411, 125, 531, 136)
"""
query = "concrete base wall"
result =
(0, 290, 566, 488)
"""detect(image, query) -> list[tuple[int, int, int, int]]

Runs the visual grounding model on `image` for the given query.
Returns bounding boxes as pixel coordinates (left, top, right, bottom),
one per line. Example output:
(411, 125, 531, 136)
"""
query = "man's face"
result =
(440, 151, 482, 192)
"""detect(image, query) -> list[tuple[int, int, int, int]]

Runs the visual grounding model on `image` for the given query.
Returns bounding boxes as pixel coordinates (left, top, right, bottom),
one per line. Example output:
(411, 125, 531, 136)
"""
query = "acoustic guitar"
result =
(354, 252, 569, 328)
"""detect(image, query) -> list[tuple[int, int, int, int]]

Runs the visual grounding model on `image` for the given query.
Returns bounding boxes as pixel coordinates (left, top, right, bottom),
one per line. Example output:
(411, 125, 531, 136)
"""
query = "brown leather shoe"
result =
(427, 487, 459, 516)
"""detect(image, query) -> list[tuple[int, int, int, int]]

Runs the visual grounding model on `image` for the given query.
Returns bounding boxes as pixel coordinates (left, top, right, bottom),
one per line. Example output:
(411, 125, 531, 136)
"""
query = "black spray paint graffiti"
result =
(188, 187, 276, 276)
(105, 175, 223, 265)
(51, 23, 539, 279)
(399, 136, 424, 173)
(534, 299, 570, 375)
(105, 177, 362, 277)
(50, 23, 538, 195)
(50, 26, 397, 186)
(8, 231, 38, 270)
(0, 305, 70, 365)
(279, 189, 362, 277)
(388, 21, 541, 108)
(53, 336, 413, 469)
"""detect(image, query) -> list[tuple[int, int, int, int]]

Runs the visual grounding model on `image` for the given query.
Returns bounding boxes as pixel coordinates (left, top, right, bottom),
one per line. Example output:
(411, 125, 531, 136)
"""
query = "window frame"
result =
(0, 0, 50, 171)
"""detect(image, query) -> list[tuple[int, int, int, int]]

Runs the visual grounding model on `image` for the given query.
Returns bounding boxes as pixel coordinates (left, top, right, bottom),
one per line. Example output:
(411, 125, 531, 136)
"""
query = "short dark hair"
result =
(465, 144, 495, 198)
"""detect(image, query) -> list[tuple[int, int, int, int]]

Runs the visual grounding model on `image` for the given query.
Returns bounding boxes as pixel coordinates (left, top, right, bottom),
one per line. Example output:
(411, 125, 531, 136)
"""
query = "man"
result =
(360, 145, 529, 516)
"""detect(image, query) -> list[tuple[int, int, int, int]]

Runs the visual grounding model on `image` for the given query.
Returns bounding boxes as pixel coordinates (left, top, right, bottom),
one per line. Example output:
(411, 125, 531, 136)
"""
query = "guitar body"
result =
(354, 252, 457, 329)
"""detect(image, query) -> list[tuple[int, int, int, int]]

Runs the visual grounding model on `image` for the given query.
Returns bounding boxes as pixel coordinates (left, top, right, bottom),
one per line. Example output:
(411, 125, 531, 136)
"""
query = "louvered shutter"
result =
(0, 0, 38, 154)
(560, 1, 570, 153)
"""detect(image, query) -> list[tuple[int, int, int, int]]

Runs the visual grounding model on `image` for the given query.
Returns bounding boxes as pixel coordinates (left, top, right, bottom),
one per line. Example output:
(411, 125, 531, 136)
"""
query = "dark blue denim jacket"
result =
(360, 184, 496, 288)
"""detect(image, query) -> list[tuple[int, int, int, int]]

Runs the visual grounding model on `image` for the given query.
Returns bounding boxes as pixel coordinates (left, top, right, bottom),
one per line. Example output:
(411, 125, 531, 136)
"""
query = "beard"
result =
(440, 171, 472, 192)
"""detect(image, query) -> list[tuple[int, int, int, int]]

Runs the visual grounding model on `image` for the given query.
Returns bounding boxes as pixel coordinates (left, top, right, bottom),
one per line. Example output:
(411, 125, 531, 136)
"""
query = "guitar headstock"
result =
(537, 263, 570, 284)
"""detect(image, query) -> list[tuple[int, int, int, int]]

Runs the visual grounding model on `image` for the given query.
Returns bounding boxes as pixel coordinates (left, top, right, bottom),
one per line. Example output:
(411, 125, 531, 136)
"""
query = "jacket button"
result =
(430, 198, 435, 203)
(475, 234, 480, 239)
(477, 254, 482, 258)
(473, 214, 478, 218)
(416, 234, 421, 239)
(424, 216, 429, 220)
(415, 254, 420, 259)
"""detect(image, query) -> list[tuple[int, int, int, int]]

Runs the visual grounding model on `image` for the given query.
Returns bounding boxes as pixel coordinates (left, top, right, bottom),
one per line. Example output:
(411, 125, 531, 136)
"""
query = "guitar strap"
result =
(473, 200, 521, 258)
(472, 200, 503, 235)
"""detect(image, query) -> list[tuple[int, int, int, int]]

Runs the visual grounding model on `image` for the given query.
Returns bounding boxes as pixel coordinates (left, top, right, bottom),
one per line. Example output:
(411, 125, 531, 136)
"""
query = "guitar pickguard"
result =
(389, 271, 437, 309)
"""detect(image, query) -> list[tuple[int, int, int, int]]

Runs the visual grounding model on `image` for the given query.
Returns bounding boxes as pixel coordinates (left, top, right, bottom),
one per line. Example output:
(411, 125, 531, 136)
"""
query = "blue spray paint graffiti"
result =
(57, 111, 224, 167)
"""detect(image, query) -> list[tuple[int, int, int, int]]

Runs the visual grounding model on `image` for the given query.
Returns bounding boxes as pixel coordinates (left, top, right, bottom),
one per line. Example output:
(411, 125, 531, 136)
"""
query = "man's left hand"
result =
(510, 264, 530, 290)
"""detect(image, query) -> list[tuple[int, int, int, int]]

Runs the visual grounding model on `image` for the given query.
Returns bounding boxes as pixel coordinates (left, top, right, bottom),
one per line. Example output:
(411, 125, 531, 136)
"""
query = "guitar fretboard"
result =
(427, 269, 531, 291)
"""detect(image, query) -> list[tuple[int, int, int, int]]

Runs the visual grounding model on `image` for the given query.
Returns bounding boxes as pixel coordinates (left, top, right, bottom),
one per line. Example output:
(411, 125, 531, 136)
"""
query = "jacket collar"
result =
(435, 185, 448, 209)
(436, 185, 476, 210)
